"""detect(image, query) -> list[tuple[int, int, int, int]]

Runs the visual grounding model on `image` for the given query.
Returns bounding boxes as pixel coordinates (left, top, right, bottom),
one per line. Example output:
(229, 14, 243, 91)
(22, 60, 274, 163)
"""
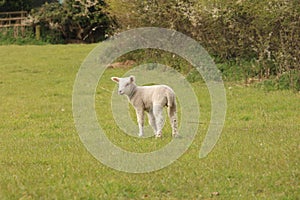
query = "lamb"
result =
(111, 76, 178, 138)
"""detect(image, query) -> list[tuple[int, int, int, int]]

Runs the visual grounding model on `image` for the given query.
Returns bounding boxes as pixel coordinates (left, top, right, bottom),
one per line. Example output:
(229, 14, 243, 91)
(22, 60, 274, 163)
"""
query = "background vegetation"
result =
(0, 0, 59, 12)
(0, 1, 299, 90)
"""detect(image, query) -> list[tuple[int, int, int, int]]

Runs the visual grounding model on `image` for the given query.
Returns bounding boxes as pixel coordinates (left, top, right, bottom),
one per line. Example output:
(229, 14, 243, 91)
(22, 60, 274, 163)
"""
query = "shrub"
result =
(0, 27, 47, 45)
(31, 0, 115, 43)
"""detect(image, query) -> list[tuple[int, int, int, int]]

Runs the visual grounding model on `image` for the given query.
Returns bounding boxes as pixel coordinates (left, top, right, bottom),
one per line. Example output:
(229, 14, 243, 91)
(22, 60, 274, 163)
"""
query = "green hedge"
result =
(108, 0, 300, 90)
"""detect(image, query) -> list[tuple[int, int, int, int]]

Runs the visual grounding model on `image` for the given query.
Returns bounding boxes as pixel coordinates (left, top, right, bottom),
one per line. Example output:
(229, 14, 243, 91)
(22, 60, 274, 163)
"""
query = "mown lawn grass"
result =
(0, 45, 299, 199)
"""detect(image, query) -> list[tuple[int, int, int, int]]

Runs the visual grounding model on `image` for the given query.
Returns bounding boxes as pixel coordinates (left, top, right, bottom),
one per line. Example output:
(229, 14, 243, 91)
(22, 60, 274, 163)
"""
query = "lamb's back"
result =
(131, 85, 173, 109)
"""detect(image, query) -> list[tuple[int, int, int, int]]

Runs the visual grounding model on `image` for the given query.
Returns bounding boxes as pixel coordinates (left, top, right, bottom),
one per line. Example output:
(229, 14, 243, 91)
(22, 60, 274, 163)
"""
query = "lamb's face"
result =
(111, 76, 135, 95)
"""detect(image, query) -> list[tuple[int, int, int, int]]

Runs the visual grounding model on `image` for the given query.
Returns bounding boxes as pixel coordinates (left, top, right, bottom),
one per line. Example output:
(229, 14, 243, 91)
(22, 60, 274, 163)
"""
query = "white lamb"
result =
(111, 76, 178, 138)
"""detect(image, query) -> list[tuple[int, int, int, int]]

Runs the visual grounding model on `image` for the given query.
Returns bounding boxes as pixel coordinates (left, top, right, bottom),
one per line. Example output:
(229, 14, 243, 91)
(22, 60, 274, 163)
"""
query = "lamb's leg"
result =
(147, 110, 157, 135)
(136, 109, 144, 137)
(168, 105, 178, 137)
(153, 105, 164, 138)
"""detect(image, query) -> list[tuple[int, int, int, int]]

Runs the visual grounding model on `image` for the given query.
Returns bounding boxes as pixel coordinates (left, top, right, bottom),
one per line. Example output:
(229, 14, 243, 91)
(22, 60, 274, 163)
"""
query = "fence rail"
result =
(0, 11, 29, 37)
(0, 11, 28, 27)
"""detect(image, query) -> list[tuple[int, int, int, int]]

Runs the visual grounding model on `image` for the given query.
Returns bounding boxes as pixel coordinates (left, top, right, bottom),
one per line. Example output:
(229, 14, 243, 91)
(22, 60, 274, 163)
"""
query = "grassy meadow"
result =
(0, 45, 299, 199)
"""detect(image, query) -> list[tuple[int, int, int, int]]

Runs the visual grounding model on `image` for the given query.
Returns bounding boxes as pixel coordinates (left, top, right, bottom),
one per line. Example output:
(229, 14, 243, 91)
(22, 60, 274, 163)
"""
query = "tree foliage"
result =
(31, 0, 114, 43)
(0, 0, 56, 12)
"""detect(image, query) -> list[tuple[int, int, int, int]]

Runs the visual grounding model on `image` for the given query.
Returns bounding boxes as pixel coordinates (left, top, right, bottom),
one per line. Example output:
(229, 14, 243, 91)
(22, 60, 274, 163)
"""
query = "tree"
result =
(31, 0, 115, 43)
(0, 0, 56, 12)
(0, 0, 31, 11)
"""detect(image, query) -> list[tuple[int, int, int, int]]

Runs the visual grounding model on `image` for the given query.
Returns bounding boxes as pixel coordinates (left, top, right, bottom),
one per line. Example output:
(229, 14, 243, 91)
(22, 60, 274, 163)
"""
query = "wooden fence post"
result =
(36, 25, 41, 40)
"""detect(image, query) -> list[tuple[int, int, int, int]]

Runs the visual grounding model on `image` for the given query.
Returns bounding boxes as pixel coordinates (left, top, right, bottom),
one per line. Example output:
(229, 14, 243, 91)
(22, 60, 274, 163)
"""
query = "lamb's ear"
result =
(111, 77, 119, 83)
(129, 75, 135, 83)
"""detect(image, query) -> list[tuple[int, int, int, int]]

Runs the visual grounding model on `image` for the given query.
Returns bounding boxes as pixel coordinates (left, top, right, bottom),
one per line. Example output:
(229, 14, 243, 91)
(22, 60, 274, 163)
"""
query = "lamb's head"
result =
(111, 76, 136, 96)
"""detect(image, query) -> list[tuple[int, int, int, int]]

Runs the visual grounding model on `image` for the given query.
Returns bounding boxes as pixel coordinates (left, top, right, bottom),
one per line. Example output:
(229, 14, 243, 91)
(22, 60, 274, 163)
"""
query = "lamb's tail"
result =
(166, 90, 178, 137)
(167, 91, 176, 117)
(166, 90, 176, 109)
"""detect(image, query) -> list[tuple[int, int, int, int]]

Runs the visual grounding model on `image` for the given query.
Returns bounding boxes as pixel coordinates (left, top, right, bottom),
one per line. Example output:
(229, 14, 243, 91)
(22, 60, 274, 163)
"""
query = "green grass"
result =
(0, 45, 299, 199)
